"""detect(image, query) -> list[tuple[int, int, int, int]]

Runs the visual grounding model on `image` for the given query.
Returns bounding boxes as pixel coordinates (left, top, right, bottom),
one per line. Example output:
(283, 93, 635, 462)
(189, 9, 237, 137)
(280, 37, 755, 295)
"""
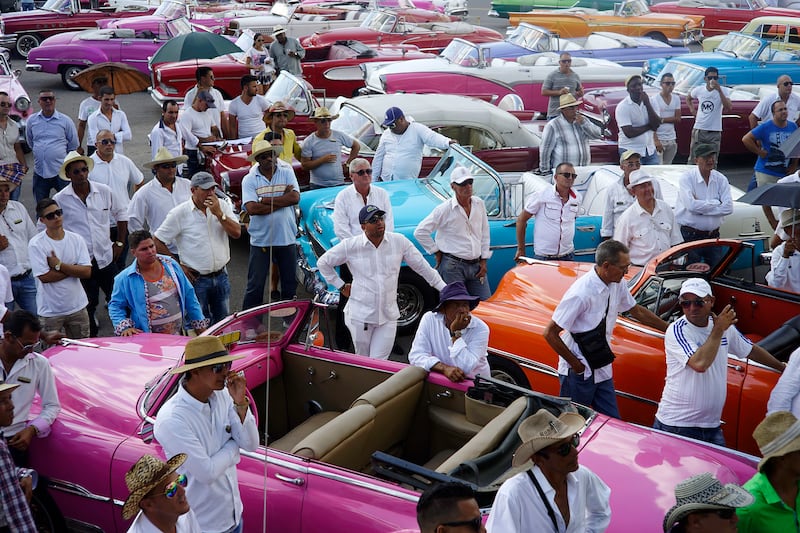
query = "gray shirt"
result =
(301, 130, 353, 187)
(269, 37, 305, 76)
(543, 70, 582, 118)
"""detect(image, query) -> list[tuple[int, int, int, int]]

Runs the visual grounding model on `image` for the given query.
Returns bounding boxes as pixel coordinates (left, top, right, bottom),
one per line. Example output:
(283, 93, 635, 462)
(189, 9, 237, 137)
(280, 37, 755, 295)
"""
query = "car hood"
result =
(43, 335, 189, 435)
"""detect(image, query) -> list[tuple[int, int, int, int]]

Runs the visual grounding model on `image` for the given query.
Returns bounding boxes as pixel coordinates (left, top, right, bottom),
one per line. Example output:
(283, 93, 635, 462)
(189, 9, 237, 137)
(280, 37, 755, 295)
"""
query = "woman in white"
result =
(246, 33, 276, 93)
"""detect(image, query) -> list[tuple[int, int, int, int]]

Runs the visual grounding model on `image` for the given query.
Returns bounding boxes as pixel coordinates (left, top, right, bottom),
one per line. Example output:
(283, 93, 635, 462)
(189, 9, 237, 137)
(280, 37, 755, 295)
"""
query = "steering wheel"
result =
(657, 288, 681, 322)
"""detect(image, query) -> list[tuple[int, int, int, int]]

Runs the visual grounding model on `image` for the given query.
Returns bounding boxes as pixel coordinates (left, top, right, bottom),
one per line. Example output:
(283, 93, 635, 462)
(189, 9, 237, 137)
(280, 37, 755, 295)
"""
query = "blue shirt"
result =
(25, 110, 78, 178)
(241, 161, 299, 247)
(752, 120, 798, 177)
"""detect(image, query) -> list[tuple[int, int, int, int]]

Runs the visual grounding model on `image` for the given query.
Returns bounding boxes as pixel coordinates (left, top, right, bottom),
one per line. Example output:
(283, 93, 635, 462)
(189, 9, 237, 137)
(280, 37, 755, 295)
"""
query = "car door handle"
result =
(577, 226, 595, 232)
(275, 473, 305, 486)
(727, 363, 744, 372)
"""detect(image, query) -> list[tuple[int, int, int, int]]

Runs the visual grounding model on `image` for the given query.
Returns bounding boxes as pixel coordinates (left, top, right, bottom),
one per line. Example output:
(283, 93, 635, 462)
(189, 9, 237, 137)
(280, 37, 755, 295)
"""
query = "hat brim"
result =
(759, 436, 800, 471)
(121, 453, 187, 520)
(312, 114, 339, 121)
(627, 177, 654, 190)
(267, 109, 296, 122)
(247, 144, 278, 162)
(0, 179, 18, 192)
(511, 412, 585, 467)
(144, 154, 189, 169)
(170, 353, 244, 374)
(558, 100, 582, 110)
(434, 293, 481, 312)
(662, 484, 754, 531)
(359, 208, 386, 225)
(58, 155, 94, 181)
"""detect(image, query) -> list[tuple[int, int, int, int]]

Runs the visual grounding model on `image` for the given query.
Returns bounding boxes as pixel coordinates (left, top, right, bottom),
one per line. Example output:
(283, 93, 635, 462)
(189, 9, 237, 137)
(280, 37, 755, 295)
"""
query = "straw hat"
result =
(753, 411, 800, 471)
(58, 151, 94, 181)
(558, 93, 582, 109)
(169, 336, 243, 374)
(144, 147, 188, 169)
(779, 209, 800, 231)
(512, 409, 586, 467)
(662, 473, 754, 532)
(310, 107, 339, 121)
(121, 453, 187, 520)
(272, 25, 287, 37)
(266, 101, 295, 122)
(247, 139, 278, 162)
(0, 383, 19, 393)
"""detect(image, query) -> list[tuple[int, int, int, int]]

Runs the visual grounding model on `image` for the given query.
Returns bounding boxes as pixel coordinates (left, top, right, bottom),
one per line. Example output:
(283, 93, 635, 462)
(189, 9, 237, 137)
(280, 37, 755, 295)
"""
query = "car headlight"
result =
(14, 96, 29, 112)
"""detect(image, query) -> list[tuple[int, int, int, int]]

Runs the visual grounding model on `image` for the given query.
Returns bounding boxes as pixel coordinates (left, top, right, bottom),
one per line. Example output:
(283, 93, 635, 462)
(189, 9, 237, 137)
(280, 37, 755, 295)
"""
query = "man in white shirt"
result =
(615, 75, 661, 165)
(0, 177, 37, 313)
(28, 198, 92, 338)
(654, 278, 783, 445)
(749, 74, 800, 128)
(155, 172, 241, 325)
(767, 209, 800, 293)
(515, 162, 581, 261)
(601, 150, 664, 241)
(614, 170, 682, 266)
(687, 67, 732, 158)
(183, 67, 225, 134)
(227, 75, 270, 139)
(0, 91, 27, 203)
(408, 281, 490, 382)
(414, 166, 491, 300)
(0, 310, 60, 466)
(122, 453, 202, 533)
(128, 148, 192, 256)
(543, 240, 667, 417)
(372, 107, 454, 181)
(651, 72, 682, 165)
(90, 129, 144, 271)
(76, 75, 106, 156)
(154, 336, 258, 533)
(178, 91, 222, 178)
(87, 86, 132, 155)
(149, 100, 184, 174)
(317, 204, 446, 359)
(54, 151, 128, 337)
(486, 409, 611, 533)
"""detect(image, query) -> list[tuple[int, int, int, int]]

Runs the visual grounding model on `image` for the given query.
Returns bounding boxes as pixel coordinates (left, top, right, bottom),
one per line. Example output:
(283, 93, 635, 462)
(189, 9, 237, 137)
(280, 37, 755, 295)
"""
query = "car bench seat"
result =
(269, 410, 341, 452)
(290, 404, 376, 471)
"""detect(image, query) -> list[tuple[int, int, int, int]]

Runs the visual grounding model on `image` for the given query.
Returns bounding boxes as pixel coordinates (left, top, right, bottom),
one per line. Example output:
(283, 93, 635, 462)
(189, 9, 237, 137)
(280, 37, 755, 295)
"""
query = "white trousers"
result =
(344, 315, 397, 360)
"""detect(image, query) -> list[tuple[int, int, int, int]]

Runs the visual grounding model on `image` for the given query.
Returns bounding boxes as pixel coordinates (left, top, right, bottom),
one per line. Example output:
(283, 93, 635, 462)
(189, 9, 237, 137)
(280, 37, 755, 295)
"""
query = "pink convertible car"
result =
(26, 301, 758, 531)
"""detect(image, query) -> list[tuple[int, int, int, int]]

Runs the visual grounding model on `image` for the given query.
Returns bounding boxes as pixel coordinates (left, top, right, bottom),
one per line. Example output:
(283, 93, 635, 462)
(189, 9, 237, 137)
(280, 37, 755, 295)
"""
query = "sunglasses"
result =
(164, 473, 188, 498)
(99, 138, 116, 146)
(441, 517, 482, 532)
(552, 434, 580, 457)
(316, 118, 332, 123)
(366, 215, 385, 224)
(354, 168, 372, 176)
(39, 96, 54, 102)
(680, 298, 708, 309)
(16, 338, 36, 354)
(706, 76, 719, 81)
(559, 59, 572, 63)
(661, 81, 675, 86)
(712, 509, 736, 519)
(272, 112, 289, 118)
(211, 362, 232, 374)
(559, 172, 578, 179)
(386, 122, 397, 129)
(158, 162, 177, 169)
(71, 166, 90, 176)
(0, 102, 11, 108)
(783, 81, 794, 87)
(42, 209, 63, 220)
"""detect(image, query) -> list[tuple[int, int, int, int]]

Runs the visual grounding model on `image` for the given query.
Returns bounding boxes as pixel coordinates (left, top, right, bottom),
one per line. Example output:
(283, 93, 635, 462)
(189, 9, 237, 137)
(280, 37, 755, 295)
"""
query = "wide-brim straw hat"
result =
(310, 106, 338, 121)
(122, 453, 187, 520)
(144, 146, 188, 169)
(170, 336, 243, 374)
(512, 409, 586, 467)
(247, 139, 278, 162)
(558, 93, 582, 109)
(779, 209, 800, 231)
(754, 410, 800, 472)
(662, 473, 754, 532)
(58, 151, 94, 181)
(266, 102, 295, 122)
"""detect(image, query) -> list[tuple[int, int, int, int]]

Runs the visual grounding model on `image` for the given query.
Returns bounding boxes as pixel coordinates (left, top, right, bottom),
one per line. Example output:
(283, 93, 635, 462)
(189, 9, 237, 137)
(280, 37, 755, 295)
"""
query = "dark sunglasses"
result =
(316, 118, 332, 123)
(71, 166, 90, 176)
(42, 209, 63, 220)
(164, 473, 188, 498)
(386, 122, 397, 129)
(559, 59, 572, 63)
(354, 168, 372, 176)
(680, 298, 708, 309)
(0, 102, 11, 108)
(158, 162, 177, 169)
(366, 215, 385, 224)
(211, 362, 232, 374)
(99, 138, 116, 146)
(553, 434, 580, 457)
(16, 338, 36, 354)
(661, 81, 675, 86)
(559, 172, 578, 179)
(39, 96, 54, 102)
(712, 509, 735, 519)
(784, 81, 794, 87)
(272, 112, 289, 118)
(441, 517, 482, 532)
(706, 76, 719, 81)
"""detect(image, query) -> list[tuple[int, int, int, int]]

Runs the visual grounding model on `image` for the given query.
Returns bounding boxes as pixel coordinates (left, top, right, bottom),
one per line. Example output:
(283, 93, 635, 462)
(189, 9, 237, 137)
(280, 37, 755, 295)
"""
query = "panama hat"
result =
(170, 336, 243, 374)
(0, 383, 19, 393)
(121, 454, 187, 520)
(58, 151, 94, 181)
(753, 411, 800, 472)
(266, 101, 295, 122)
(512, 409, 586, 467)
(558, 93, 582, 109)
(144, 147, 188, 169)
(662, 473, 754, 531)
(247, 139, 278, 162)
(310, 107, 339, 121)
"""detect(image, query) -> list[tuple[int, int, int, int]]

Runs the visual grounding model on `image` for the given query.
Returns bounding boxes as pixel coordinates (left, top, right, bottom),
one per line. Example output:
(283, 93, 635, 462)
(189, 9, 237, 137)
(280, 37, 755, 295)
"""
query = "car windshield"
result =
(264, 73, 311, 115)
(167, 17, 194, 37)
(155, 0, 188, 20)
(331, 105, 381, 153)
(651, 62, 706, 94)
(750, 0, 767, 8)
(654, 243, 733, 275)
(440, 39, 480, 64)
(41, 0, 72, 13)
(361, 11, 397, 32)
(0, 55, 11, 77)
(717, 33, 762, 59)
(425, 146, 503, 217)
(508, 24, 553, 52)
(616, 0, 649, 17)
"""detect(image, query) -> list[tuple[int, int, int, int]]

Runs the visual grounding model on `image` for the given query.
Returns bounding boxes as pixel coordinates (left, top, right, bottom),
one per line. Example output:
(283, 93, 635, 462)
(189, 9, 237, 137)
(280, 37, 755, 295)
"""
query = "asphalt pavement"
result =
(8, 0, 761, 338)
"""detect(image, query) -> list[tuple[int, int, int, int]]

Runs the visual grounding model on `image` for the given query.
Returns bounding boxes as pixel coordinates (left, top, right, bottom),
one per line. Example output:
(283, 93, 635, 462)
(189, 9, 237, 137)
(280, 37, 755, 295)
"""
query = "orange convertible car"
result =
(474, 239, 799, 455)
(509, 0, 704, 45)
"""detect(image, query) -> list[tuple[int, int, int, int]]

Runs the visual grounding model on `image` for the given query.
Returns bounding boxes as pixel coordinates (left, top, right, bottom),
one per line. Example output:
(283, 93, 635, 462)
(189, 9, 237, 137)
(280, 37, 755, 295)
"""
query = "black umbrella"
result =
(737, 182, 800, 209)
(779, 127, 800, 158)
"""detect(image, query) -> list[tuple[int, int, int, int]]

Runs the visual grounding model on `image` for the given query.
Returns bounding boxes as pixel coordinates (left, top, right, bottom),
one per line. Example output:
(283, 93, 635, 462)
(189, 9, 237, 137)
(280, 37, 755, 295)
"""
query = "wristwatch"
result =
(114, 241, 124, 247)
(54, 262, 62, 272)
(451, 329, 463, 340)
(221, 214, 227, 222)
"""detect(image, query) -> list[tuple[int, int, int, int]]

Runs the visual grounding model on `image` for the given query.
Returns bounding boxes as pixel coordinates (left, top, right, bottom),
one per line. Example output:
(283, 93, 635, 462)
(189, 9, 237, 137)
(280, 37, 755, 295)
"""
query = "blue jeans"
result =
(242, 244, 296, 310)
(32, 173, 66, 204)
(437, 254, 491, 300)
(193, 270, 231, 325)
(9, 272, 37, 314)
(653, 418, 726, 447)
(559, 370, 620, 418)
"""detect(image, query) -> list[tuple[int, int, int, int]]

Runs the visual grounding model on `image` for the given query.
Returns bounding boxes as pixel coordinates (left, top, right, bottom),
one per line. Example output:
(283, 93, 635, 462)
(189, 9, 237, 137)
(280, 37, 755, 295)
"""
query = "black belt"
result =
(196, 268, 226, 278)
(681, 225, 720, 238)
(10, 270, 30, 281)
(442, 252, 481, 265)
(538, 253, 572, 260)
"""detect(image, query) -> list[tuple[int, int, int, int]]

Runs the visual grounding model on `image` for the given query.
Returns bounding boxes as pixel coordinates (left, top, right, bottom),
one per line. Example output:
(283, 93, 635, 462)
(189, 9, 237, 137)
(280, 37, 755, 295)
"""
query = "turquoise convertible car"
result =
(489, 0, 618, 19)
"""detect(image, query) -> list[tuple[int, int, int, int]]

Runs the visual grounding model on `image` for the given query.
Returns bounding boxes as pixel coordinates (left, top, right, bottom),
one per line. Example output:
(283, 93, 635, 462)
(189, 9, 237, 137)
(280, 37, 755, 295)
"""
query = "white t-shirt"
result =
(615, 96, 657, 156)
(28, 230, 91, 317)
(690, 85, 732, 132)
(178, 108, 216, 150)
(652, 93, 681, 141)
(227, 95, 270, 138)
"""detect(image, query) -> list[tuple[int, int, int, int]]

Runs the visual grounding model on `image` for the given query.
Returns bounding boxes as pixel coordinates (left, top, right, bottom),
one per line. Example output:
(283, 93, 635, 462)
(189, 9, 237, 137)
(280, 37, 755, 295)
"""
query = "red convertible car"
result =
(473, 239, 799, 455)
(650, 0, 798, 39)
(24, 299, 760, 531)
(0, 0, 154, 58)
(301, 9, 503, 53)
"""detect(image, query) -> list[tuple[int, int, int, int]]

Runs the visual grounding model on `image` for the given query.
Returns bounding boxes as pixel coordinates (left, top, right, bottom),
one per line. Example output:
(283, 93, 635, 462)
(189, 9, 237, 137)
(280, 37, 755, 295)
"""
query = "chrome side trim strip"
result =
(306, 465, 419, 503)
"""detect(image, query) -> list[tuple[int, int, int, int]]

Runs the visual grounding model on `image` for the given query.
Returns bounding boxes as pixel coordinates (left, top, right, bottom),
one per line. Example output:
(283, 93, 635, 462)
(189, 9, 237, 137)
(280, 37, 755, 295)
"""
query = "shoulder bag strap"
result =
(527, 469, 559, 533)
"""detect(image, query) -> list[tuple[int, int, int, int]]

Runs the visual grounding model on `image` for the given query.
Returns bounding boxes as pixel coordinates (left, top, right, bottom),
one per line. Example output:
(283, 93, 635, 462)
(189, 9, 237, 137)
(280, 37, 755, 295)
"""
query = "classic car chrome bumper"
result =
(0, 33, 16, 49)
(24, 63, 40, 72)
(669, 29, 703, 47)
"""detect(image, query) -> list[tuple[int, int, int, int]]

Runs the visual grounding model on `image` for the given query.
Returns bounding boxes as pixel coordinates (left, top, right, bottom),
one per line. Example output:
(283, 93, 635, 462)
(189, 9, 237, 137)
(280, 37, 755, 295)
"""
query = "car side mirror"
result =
(12, 69, 21, 78)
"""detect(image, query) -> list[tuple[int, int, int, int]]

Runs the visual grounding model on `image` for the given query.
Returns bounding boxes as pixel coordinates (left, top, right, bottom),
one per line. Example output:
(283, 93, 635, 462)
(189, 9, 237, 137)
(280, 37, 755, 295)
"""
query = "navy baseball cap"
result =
(382, 107, 404, 127)
(359, 204, 386, 224)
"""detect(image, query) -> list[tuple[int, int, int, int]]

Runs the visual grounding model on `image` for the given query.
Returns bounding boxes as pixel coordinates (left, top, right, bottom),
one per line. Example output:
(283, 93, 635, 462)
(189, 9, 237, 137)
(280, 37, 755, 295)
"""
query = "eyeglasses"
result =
(559, 59, 572, 63)
(158, 163, 177, 169)
(255, 152, 275, 161)
(441, 517, 482, 532)
(680, 298, 708, 309)
(39, 96, 54, 102)
(164, 474, 188, 498)
(366, 215, 385, 224)
(0, 102, 11, 108)
(316, 118, 332, 123)
(42, 209, 63, 220)
(15, 338, 36, 354)
(354, 168, 372, 176)
(661, 81, 675, 86)
(99, 138, 116, 146)
(386, 122, 397, 129)
(558, 172, 578, 179)
(552, 434, 580, 457)
(783, 81, 794, 87)
(211, 362, 232, 374)
(272, 112, 289, 118)
(71, 166, 90, 176)
(706, 76, 719, 81)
